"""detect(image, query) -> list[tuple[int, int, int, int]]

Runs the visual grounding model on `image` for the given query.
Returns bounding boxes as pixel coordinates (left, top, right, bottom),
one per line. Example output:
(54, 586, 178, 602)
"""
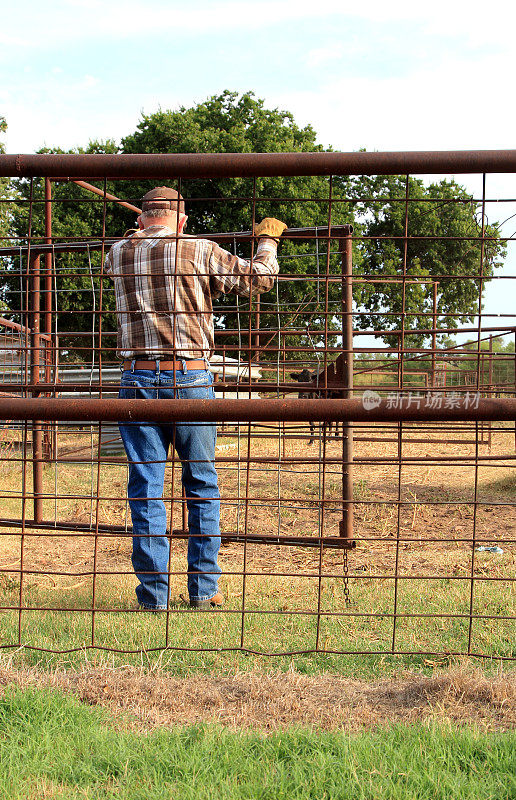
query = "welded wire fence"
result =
(0, 151, 514, 660)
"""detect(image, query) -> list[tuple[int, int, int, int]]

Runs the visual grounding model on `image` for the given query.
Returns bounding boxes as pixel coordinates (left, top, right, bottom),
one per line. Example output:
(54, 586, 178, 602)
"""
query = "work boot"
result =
(189, 591, 224, 611)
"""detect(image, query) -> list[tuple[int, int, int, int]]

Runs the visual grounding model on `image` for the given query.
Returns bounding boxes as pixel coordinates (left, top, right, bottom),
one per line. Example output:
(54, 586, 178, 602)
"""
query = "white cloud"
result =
(307, 44, 344, 69)
(2, 0, 515, 160)
(0, 33, 26, 47)
(272, 49, 515, 154)
(3, 0, 516, 48)
(64, 0, 101, 7)
(80, 75, 100, 90)
(4, 99, 136, 152)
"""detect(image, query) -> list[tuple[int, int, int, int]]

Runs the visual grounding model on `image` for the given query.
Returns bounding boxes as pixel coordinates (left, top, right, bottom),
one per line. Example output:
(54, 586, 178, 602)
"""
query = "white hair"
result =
(140, 207, 179, 222)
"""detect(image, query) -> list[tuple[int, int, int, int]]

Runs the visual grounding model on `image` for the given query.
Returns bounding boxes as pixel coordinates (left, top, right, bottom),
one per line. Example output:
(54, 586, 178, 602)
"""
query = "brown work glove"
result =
(254, 217, 287, 242)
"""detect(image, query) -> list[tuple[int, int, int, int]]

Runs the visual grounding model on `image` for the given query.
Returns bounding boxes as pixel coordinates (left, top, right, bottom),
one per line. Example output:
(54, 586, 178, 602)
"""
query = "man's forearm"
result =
(209, 229, 282, 298)
(248, 239, 279, 293)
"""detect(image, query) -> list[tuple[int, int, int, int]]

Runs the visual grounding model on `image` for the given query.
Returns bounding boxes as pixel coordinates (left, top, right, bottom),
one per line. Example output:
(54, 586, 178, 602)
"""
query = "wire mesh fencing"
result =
(0, 151, 514, 660)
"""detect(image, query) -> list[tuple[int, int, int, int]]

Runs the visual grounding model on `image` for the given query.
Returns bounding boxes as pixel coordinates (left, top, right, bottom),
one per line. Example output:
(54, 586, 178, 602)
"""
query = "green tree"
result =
(0, 117, 14, 245)
(456, 336, 515, 390)
(117, 91, 354, 361)
(8, 93, 355, 360)
(350, 174, 504, 347)
(0, 117, 26, 315)
(4, 140, 120, 358)
(3, 92, 506, 362)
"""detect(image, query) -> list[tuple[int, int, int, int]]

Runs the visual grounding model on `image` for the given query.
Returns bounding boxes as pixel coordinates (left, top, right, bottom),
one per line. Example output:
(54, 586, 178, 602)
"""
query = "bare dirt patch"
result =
(0, 665, 514, 732)
(1, 422, 515, 586)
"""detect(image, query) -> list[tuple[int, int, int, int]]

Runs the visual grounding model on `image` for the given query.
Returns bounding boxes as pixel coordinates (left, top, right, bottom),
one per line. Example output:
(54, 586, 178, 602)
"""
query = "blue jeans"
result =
(118, 367, 221, 609)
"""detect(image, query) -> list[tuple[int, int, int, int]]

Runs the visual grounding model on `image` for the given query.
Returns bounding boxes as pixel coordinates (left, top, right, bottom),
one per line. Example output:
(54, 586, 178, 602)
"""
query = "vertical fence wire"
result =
(0, 159, 513, 660)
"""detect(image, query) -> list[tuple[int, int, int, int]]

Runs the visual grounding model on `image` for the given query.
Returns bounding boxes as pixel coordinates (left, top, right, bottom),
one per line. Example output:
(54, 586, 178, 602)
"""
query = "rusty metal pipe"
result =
(1, 397, 515, 422)
(70, 180, 142, 215)
(0, 224, 352, 256)
(43, 179, 55, 462)
(432, 281, 438, 388)
(4, 150, 516, 178)
(44, 179, 52, 339)
(339, 233, 354, 543)
(0, 316, 28, 334)
(29, 254, 43, 523)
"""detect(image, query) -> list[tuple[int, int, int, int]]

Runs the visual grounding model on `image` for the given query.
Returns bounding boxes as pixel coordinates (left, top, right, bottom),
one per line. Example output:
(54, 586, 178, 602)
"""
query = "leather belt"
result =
(123, 359, 207, 371)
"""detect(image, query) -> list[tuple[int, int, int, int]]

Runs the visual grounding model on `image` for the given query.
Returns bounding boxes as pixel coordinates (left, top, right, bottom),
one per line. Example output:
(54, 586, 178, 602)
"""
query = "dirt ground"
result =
(1, 420, 514, 586)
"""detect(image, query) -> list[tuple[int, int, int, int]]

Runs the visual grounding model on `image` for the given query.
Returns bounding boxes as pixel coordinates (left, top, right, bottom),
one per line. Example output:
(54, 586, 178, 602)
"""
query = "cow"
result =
(290, 369, 341, 445)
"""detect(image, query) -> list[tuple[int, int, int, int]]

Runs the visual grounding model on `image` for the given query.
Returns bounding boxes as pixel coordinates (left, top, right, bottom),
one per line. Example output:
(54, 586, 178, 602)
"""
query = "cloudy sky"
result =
(2, 0, 513, 154)
(1, 0, 514, 332)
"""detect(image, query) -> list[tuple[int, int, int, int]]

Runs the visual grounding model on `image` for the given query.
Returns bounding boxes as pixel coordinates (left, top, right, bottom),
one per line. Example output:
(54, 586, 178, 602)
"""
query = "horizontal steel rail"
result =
(1, 397, 514, 423)
(2, 150, 516, 178)
(0, 224, 352, 256)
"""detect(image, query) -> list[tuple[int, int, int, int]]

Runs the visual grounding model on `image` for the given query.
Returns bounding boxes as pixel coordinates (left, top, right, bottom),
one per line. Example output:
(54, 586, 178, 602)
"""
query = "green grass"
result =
(0, 685, 514, 800)
(0, 578, 515, 678)
(1, 570, 513, 678)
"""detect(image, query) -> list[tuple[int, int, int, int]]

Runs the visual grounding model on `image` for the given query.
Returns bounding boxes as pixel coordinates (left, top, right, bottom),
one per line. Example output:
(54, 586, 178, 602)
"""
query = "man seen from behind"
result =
(104, 187, 286, 610)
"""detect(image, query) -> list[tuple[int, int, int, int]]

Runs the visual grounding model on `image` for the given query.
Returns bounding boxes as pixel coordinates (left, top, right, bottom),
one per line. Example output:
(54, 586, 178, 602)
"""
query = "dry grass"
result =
(0, 663, 514, 732)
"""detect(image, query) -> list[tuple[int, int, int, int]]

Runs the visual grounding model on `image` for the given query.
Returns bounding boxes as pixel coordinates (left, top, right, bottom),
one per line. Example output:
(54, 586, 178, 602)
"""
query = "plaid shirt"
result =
(104, 225, 279, 360)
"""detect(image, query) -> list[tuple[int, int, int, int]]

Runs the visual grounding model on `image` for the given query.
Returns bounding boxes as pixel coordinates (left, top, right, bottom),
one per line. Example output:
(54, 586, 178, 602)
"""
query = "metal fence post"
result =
(43, 178, 55, 461)
(339, 227, 355, 546)
(30, 253, 43, 523)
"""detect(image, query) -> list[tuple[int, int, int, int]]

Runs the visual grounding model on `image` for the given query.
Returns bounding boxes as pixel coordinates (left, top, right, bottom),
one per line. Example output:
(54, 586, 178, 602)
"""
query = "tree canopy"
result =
(349, 173, 504, 344)
(0, 117, 11, 246)
(2, 91, 506, 360)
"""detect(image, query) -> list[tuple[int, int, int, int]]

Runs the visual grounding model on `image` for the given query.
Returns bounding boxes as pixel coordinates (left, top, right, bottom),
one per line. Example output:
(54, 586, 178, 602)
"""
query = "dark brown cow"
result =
(290, 369, 341, 445)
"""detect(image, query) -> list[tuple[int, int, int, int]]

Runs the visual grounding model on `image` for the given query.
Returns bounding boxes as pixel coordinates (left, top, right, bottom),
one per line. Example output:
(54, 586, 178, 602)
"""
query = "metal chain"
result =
(343, 548, 351, 606)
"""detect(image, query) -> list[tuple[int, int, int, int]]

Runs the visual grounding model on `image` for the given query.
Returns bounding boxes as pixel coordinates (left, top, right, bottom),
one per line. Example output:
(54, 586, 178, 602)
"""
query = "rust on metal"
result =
(1, 149, 516, 177)
(0, 397, 514, 423)
(0, 150, 514, 661)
